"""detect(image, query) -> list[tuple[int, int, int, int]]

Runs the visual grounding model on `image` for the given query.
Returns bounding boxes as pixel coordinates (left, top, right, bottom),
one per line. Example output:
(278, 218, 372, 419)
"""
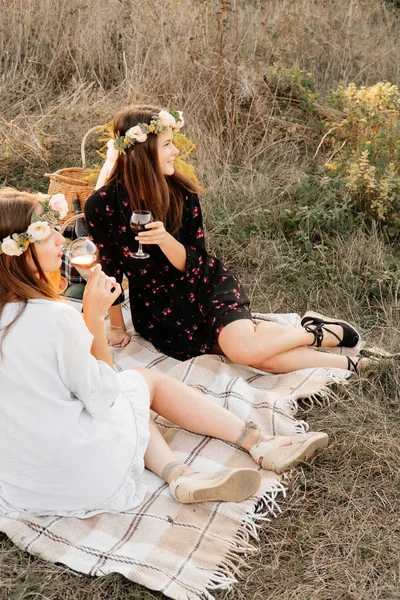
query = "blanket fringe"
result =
(207, 571, 237, 590)
(255, 482, 286, 519)
(204, 366, 348, 598)
(200, 591, 216, 600)
(205, 482, 286, 598)
(294, 420, 308, 433)
(288, 370, 349, 413)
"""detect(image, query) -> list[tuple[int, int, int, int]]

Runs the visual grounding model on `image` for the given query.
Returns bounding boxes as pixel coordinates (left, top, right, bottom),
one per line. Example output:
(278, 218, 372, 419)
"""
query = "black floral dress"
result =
(85, 181, 252, 360)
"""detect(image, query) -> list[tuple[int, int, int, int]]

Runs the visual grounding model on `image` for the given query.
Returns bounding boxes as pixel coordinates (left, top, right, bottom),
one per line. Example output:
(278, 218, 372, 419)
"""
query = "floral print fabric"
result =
(85, 182, 252, 360)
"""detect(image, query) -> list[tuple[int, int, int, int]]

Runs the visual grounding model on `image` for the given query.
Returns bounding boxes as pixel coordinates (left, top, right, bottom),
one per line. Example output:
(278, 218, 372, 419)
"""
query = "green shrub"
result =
(322, 82, 400, 236)
(265, 63, 320, 116)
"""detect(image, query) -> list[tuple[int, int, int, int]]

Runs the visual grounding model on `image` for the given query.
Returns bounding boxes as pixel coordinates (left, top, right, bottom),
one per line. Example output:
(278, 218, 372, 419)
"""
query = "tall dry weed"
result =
(1, 0, 399, 168)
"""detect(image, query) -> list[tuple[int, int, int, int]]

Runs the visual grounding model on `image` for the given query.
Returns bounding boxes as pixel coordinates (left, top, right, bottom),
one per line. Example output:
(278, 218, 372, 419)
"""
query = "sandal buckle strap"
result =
(347, 356, 360, 373)
(162, 461, 187, 482)
(235, 420, 259, 447)
(304, 323, 342, 348)
(304, 323, 323, 347)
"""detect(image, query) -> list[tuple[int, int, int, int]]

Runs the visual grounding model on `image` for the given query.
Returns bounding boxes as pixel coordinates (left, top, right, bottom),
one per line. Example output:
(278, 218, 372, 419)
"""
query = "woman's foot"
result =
(347, 348, 400, 374)
(249, 431, 329, 474)
(236, 421, 329, 474)
(301, 311, 360, 348)
(346, 355, 366, 374)
(163, 462, 261, 504)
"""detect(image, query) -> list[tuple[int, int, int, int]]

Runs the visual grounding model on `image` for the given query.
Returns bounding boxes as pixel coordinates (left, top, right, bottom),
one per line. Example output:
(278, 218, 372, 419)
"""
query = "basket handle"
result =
(44, 172, 90, 186)
(59, 213, 84, 234)
(81, 125, 105, 168)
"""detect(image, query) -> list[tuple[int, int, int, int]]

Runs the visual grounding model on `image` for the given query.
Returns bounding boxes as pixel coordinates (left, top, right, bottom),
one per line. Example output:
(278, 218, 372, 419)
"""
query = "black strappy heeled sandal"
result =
(346, 349, 400, 374)
(303, 322, 342, 348)
(359, 348, 400, 360)
(301, 311, 360, 348)
(346, 356, 362, 373)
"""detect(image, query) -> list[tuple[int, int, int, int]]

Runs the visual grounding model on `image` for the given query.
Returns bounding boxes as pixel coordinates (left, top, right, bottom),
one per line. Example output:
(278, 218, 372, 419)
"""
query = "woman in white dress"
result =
(0, 188, 329, 517)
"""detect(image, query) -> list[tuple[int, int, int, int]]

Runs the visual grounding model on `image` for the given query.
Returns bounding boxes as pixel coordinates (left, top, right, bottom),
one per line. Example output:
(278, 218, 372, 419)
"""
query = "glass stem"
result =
(137, 242, 145, 256)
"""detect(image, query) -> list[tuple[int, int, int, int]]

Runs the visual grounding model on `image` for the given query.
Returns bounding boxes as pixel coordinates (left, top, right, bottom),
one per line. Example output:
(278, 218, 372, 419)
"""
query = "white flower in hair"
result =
(174, 111, 184, 129)
(49, 193, 68, 219)
(125, 125, 148, 143)
(1, 236, 24, 256)
(158, 110, 176, 128)
(27, 221, 51, 241)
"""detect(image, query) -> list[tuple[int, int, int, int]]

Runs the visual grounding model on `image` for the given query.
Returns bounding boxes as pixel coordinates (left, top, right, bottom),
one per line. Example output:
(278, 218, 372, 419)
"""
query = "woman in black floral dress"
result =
(85, 105, 366, 374)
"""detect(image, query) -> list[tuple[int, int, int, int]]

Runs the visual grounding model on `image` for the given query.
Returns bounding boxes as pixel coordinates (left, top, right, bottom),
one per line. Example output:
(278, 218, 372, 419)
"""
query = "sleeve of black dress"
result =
(180, 192, 208, 271)
(171, 192, 218, 297)
(84, 192, 125, 306)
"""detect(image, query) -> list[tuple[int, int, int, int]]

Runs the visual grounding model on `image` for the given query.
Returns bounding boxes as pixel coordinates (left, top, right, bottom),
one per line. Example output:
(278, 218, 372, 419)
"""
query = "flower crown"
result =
(113, 110, 184, 154)
(0, 193, 68, 257)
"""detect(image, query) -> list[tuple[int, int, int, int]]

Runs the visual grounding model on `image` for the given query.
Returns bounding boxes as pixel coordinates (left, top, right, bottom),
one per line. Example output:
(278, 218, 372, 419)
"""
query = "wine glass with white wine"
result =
(67, 237, 98, 279)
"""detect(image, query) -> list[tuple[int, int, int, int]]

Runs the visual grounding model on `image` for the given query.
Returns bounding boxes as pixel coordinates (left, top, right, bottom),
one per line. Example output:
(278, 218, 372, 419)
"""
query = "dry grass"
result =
(1, 0, 400, 598)
(226, 371, 400, 600)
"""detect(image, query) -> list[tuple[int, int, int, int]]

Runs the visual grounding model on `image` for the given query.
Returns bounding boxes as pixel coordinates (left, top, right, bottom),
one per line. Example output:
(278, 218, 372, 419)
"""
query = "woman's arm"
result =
(84, 192, 125, 296)
(85, 192, 130, 347)
(55, 282, 122, 417)
(84, 318, 113, 369)
(160, 235, 186, 272)
(108, 303, 127, 328)
(108, 303, 131, 347)
(83, 264, 122, 368)
(136, 193, 206, 272)
(138, 224, 187, 272)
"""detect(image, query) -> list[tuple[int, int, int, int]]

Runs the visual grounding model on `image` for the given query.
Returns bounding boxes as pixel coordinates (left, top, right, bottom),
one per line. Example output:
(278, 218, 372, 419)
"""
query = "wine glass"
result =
(67, 237, 98, 280)
(130, 210, 152, 259)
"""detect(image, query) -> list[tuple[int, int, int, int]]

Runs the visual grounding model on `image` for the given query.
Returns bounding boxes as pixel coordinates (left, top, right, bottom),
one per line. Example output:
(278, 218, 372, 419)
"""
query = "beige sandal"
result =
(236, 421, 329, 474)
(168, 468, 261, 504)
(249, 431, 329, 474)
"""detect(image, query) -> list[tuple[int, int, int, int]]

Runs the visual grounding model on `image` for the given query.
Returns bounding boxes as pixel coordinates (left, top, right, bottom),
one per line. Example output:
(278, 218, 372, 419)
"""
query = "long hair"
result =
(108, 105, 204, 234)
(0, 188, 60, 355)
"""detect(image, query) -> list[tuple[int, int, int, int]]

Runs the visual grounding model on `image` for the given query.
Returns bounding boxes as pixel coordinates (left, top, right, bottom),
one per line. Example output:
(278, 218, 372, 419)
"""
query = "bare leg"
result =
(134, 367, 285, 447)
(143, 420, 262, 503)
(144, 419, 195, 479)
(137, 369, 328, 493)
(252, 346, 360, 373)
(217, 320, 361, 372)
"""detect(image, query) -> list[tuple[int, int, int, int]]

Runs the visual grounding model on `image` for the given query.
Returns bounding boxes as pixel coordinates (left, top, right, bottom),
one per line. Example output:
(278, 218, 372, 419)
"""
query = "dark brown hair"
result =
(0, 188, 60, 354)
(108, 105, 204, 234)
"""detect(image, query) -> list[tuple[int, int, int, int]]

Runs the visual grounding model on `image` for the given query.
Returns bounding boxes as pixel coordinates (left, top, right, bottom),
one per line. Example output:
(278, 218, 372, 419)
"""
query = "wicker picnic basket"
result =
(44, 125, 103, 223)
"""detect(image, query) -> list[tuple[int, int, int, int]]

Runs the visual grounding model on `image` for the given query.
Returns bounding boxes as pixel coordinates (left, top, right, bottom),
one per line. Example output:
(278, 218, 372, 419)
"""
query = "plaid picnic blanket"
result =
(0, 305, 353, 600)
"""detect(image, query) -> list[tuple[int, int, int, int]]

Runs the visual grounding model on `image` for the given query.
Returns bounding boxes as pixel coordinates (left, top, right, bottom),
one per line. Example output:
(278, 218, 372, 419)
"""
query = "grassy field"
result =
(1, 1, 400, 598)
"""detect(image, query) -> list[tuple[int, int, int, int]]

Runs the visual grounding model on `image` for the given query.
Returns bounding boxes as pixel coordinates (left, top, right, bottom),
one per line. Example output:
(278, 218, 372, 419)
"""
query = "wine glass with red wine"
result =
(130, 210, 152, 259)
(67, 237, 98, 278)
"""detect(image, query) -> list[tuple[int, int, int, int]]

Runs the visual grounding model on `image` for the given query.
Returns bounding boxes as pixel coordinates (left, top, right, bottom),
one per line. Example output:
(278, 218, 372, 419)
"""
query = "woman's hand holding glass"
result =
(68, 237, 130, 347)
(135, 221, 169, 247)
(84, 265, 130, 347)
(83, 264, 122, 322)
(135, 219, 187, 272)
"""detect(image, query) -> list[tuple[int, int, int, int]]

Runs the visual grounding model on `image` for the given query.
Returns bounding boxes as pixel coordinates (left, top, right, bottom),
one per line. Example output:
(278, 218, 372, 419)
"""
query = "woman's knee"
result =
(250, 355, 281, 373)
(217, 321, 265, 365)
(131, 367, 159, 402)
(218, 319, 293, 365)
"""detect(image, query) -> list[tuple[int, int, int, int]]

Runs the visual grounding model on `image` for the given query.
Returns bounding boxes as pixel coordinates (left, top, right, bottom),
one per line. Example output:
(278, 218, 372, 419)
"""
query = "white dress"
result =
(0, 299, 150, 518)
